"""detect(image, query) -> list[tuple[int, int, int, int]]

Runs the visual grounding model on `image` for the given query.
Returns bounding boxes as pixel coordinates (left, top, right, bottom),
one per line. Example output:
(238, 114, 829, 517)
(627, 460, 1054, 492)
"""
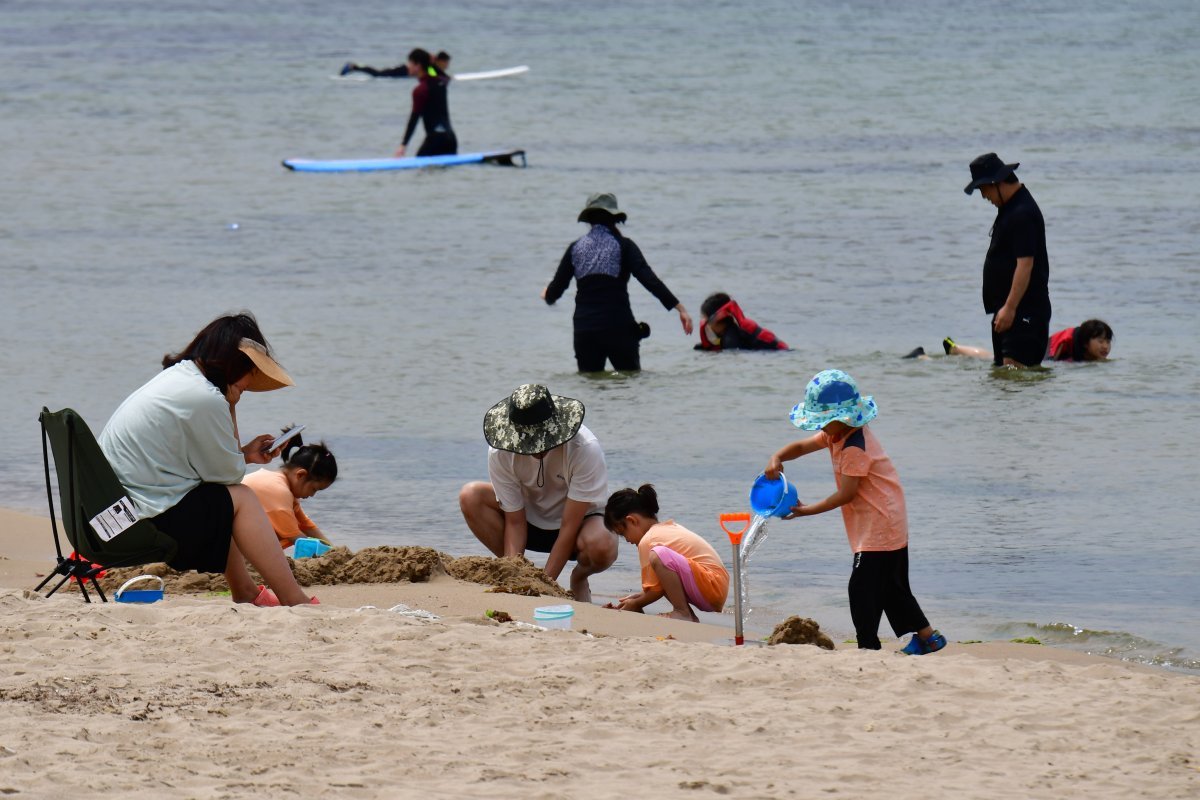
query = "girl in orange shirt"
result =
(603, 484, 729, 622)
(243, 435, 338, 550)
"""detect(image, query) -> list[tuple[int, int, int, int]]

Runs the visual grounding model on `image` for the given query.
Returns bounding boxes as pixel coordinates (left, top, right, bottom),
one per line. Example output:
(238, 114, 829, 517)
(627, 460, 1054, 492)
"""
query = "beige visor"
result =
(237, 338, 294, 392)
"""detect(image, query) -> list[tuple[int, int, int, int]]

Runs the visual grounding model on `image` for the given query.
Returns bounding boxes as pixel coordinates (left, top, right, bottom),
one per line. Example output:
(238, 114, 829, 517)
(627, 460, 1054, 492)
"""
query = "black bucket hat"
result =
(964, 153, 1020, 195)
(483, 384, 585, 455)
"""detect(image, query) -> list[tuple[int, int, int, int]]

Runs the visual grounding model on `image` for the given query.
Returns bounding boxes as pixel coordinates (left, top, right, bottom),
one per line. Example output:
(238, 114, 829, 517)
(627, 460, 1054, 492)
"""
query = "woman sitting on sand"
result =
(602, 484, 728, 622)
(98, 313, 318, 606)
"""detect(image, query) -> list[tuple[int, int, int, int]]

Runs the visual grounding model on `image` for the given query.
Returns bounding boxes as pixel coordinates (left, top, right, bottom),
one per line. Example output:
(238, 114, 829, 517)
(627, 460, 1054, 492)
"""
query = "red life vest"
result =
(697, 300, 788, 351)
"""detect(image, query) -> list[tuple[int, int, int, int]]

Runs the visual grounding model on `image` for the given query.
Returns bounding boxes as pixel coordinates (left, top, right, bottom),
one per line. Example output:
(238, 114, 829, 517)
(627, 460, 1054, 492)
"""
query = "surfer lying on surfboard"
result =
(340, 50, 451, 79)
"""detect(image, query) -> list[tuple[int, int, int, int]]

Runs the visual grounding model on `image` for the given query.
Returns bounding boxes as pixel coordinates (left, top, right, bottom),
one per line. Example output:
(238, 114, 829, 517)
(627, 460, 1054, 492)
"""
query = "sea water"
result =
(1, 0, 1198, 672)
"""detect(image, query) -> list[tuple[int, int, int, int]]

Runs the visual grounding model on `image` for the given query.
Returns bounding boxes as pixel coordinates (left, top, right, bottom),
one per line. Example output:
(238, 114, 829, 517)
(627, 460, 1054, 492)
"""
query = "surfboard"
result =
(455, 65, 529, 82)
(330, 65, 529, 82)
(281, 149, 527, 173)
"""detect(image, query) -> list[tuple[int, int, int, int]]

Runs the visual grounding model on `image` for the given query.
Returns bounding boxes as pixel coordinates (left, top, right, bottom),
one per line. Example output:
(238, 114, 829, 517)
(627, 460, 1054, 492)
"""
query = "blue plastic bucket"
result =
(749, 473, 799, 518)
(293, 537, 331, 558)
(114, 575, 164, 604)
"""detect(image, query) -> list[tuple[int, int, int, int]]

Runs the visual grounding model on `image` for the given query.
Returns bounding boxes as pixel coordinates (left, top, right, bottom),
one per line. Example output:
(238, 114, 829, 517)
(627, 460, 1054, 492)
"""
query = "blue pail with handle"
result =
(749, 473, 799, 518)
(293, 537, 331, 558)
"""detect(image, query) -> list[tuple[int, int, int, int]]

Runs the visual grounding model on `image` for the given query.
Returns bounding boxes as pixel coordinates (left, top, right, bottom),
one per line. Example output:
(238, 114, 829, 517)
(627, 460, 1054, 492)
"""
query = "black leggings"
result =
(417, 131, 457, 157)
(847, 547, 930, 650)
(573, 326, 641, 372)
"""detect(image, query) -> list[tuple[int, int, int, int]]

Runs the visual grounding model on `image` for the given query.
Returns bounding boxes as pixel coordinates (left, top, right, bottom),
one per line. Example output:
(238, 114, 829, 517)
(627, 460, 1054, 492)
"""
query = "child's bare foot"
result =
(658, 609, 699, 622)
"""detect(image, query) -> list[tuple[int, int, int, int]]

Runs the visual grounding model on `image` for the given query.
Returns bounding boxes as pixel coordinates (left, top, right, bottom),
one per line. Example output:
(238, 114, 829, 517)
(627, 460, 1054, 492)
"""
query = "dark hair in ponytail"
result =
(281, 431, 338, 484)
(603, 484, 659, 530)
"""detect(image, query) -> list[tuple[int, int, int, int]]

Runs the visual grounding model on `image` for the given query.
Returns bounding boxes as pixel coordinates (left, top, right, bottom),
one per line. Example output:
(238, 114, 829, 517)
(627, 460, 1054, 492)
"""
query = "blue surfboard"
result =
(282, 149, 526, 173)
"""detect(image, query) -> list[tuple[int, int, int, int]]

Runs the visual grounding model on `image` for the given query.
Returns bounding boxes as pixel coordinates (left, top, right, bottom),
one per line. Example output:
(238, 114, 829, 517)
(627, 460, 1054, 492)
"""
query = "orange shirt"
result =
(242, 469, 316, 548)
(816, 426, 908, 553)
(637, 520, 730, 612)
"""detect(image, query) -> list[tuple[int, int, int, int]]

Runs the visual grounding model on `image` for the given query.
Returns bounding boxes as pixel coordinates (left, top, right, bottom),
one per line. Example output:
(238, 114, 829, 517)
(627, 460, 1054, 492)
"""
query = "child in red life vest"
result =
(935, 319, 1113, 363)
(695, 293, 789, 351)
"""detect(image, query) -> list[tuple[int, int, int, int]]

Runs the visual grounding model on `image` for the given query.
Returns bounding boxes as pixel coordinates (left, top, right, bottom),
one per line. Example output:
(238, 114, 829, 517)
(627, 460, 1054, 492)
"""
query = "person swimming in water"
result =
(340, 50, 451, 78)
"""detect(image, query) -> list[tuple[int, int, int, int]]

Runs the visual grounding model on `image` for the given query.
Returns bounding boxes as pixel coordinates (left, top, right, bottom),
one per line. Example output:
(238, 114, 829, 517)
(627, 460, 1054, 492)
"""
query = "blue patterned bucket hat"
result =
(790, 369, 877, 430)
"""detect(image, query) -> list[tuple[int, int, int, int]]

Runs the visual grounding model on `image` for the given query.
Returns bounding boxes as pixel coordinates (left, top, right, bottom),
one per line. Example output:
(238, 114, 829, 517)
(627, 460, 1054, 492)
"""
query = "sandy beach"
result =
(0, 507, 1196, 799)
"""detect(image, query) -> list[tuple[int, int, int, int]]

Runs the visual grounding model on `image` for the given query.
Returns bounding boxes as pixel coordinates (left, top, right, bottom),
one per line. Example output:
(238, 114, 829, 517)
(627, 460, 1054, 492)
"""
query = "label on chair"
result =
(90, 497, 139, 541)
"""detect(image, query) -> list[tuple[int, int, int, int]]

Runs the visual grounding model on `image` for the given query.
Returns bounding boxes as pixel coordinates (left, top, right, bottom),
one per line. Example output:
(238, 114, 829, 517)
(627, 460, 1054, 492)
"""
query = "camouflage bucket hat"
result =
(483, 384, 585, 455)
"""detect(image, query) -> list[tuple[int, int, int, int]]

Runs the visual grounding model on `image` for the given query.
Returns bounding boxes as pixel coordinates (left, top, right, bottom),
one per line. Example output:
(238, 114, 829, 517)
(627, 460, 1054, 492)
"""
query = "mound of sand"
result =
(95, 548, 569, 598)
(444, 555, 571, 599)
(767, 615, 836, 650)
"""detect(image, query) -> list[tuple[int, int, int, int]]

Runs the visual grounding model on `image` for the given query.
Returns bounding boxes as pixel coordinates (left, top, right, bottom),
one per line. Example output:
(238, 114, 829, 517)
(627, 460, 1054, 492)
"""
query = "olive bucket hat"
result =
(577, 192, 627, 224)
(483, 384, 585, 455)
(789, 369, 878, 430)
(964, 152, 1020, 195)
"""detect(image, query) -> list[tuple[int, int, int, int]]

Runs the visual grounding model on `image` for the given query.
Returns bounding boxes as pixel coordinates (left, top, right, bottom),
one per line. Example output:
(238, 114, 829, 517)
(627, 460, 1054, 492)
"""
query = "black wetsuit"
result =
(402, 72, 456, 156)
(346, 63, 410, 78)
(544, 224, 680, 372)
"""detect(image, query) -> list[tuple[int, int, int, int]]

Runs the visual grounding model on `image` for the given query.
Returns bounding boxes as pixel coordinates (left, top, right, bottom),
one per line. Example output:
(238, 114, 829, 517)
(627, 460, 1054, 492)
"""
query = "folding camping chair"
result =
(37, 407, 177, 601)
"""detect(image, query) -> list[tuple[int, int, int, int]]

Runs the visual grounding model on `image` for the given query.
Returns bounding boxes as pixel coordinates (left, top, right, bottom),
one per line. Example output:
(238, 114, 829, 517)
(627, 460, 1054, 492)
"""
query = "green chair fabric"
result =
(37, 407, 178, 601)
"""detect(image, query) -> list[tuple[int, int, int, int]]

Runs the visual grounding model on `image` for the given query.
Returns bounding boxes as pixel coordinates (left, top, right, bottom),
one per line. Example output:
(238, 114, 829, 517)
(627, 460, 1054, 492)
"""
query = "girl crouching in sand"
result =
(243, 434, 337, 550)
(602, 485, 729, 622)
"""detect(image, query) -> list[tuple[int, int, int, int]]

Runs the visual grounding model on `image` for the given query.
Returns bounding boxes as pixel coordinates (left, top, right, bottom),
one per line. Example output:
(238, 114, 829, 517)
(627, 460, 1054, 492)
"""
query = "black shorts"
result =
(991, 315, 1049, 367)
(525, 512, 606, 554)
(149, 483, 235, 573)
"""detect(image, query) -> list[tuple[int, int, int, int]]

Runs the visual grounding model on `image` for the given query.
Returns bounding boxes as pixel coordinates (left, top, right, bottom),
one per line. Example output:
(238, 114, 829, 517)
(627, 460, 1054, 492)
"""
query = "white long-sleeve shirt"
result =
(99, 360, 245, 518)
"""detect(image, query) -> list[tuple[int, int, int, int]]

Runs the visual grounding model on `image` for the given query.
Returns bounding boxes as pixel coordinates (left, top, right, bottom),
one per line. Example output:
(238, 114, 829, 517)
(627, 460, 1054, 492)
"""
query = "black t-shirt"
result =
(981, 185, 1051, 319)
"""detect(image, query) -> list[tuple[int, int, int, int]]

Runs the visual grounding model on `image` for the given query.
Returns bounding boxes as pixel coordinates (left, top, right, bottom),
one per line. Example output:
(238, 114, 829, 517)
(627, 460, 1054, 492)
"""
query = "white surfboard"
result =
(454, 65, 529, 82)
(330, 65, 529, 82)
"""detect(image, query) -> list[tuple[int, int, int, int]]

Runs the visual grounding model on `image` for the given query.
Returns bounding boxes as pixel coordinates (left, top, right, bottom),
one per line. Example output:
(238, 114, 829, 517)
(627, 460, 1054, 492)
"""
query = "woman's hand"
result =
(394, 144, 407, 158)
(676, 304, 694, 335)
(241, 434, 279, 465)
(540, 285, 548, 300)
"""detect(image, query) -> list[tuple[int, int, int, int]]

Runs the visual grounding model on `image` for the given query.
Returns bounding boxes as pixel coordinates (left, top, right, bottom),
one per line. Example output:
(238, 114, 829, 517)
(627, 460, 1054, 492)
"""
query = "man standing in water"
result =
(459, 384, 617, 602)
(964, 153, 1052, 367)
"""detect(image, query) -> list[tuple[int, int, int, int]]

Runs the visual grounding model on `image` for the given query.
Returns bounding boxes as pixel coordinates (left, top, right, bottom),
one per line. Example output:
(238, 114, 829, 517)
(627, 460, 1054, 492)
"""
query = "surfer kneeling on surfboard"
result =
(394, 48, 456, 158)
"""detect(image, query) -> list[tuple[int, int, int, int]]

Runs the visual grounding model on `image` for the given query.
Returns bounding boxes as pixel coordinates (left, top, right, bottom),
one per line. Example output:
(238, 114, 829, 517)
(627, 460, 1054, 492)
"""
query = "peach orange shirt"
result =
(242, 469, 316, 548)
(637, 520, 730, 612)
(815, 426, 908, 553)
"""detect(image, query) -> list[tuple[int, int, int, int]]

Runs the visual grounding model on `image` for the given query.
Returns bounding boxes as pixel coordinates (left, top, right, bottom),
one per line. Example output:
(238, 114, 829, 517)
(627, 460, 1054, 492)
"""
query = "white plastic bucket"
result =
(533, 604, 574, 630)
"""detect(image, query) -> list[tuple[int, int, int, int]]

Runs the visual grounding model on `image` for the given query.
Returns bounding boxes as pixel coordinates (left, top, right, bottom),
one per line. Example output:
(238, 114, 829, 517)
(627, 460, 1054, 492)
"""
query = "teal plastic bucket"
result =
(293, 537, 331, 558)
(749, 473, 799, 518)
(533, 604, 575, 630)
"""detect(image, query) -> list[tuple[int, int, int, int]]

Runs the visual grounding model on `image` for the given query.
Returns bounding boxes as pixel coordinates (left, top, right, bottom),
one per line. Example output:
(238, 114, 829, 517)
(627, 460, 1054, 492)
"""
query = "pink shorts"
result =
(651, 545, 715, 612)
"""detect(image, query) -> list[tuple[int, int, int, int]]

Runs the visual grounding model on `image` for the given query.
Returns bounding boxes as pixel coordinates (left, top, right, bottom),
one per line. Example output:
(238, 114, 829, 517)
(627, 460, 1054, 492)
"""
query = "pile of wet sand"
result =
(767, 615, 836, 650)
(96, 548, 570, 599)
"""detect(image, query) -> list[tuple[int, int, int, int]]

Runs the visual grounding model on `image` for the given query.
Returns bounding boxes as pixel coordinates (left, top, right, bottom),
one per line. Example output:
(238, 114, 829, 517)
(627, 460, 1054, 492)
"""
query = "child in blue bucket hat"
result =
(762, 369, 946, 655)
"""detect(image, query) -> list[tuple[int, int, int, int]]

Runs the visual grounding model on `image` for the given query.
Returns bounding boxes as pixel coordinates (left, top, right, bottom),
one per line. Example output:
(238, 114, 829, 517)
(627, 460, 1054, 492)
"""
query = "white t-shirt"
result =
(487, 424, 609, 529)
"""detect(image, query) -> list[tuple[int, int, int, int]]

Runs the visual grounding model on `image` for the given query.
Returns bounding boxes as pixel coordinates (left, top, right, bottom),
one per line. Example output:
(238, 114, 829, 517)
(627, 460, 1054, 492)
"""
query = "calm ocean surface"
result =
(2, 1, 1197, 671)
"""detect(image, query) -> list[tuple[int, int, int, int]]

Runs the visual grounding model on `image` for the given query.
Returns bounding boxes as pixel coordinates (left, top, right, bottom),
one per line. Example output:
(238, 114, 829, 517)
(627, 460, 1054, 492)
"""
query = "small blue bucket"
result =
(114, 575, 164, 604)
(749, 473, 799, 518)
(293, 537, 331, 559)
